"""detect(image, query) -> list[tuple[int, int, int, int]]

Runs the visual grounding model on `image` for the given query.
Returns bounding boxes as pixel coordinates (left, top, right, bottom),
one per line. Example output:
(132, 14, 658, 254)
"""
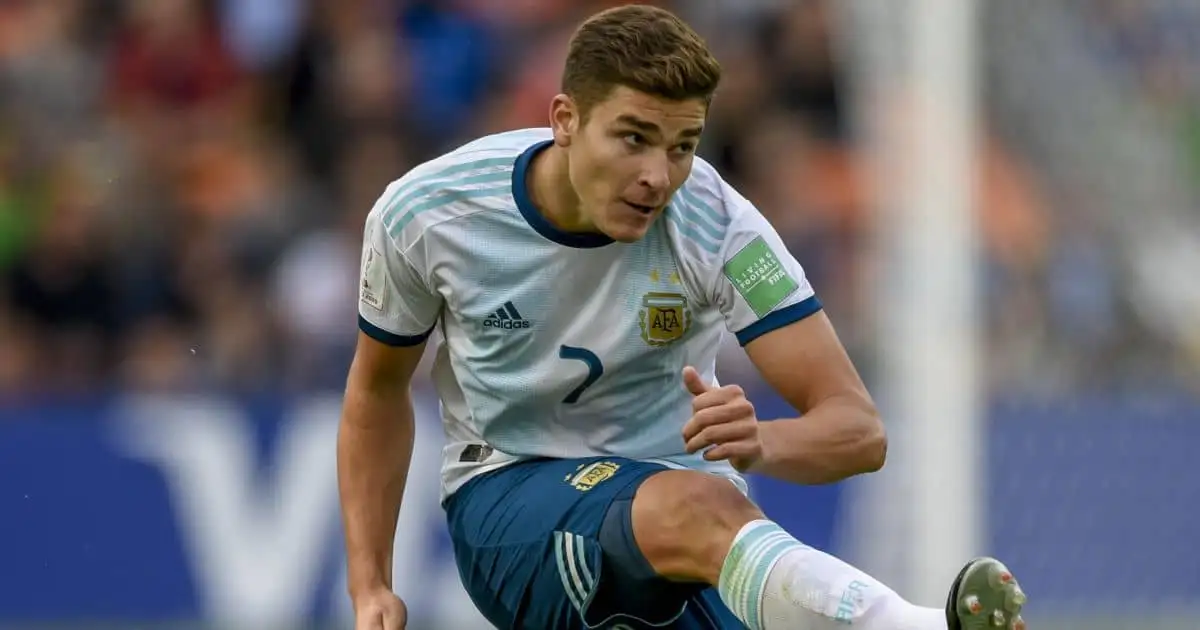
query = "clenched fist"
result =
(680, 366, 763, 472)
(353, 587, 407, 630)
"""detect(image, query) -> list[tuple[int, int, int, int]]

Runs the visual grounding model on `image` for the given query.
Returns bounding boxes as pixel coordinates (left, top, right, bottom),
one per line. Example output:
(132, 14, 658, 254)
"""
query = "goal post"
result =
(901, 0, 984, 604)
(838, 0, 985, 604)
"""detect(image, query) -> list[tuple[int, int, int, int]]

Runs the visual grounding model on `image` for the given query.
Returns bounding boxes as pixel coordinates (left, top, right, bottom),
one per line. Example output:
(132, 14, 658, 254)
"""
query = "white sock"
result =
(717, 520, 946, 630)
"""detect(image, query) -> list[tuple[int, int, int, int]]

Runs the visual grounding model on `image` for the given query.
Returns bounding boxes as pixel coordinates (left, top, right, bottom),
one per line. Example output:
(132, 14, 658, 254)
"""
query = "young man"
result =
(338, 5, 1027, 630)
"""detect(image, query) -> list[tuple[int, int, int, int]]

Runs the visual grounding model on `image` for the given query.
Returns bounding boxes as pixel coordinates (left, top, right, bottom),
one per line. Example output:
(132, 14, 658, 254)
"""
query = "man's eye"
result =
(623, 133, 645, 147)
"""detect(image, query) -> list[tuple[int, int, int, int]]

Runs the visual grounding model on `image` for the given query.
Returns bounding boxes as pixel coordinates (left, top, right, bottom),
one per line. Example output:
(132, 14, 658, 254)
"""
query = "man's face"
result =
(561, 87, 707, 243)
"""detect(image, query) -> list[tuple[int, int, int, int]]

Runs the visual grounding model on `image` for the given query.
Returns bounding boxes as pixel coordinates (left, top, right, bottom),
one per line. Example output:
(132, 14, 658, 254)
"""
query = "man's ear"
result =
(549, 94, 578, 147)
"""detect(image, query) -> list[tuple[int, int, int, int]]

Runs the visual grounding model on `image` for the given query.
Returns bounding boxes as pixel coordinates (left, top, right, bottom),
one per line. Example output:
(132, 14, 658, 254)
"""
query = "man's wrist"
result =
(748, 418, 784, 474)
(347, 565, 392, 600)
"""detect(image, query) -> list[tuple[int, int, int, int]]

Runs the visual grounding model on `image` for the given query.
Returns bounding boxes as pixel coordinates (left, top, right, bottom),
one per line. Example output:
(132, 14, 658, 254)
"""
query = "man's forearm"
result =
(749, 397, 886, 485)
(337, 383, 415, 598)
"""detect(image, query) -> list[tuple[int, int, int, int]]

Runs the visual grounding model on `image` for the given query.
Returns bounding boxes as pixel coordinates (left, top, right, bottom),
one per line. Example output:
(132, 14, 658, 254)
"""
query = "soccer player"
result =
(338, 5, 1026, 630)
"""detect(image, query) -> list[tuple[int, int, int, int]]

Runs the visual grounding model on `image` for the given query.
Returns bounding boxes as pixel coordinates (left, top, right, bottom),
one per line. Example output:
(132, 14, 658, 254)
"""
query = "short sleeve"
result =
(707, 186, 822, 346)
(357, 210, 442, 346)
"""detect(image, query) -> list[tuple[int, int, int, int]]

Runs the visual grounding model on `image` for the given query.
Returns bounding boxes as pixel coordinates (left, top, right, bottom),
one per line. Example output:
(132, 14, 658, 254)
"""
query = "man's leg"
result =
(446, 456, 731, 630)
(628, 470, 1027, 630)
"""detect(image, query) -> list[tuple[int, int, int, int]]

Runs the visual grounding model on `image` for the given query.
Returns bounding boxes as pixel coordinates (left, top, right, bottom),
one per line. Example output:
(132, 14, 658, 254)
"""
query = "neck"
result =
(528, 144, 593, 233)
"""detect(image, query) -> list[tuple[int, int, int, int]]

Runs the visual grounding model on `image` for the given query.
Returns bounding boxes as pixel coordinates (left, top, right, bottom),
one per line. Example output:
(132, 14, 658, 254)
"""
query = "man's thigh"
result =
(444, 457, 745, 630)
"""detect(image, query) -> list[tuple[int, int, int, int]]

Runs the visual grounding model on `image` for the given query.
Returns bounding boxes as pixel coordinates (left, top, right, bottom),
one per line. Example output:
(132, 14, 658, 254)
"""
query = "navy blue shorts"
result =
(445, 456, 746, 630)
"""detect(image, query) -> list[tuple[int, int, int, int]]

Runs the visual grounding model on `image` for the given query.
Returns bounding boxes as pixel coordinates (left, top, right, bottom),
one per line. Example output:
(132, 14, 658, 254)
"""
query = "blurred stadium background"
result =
(0, 0, 1197, 628)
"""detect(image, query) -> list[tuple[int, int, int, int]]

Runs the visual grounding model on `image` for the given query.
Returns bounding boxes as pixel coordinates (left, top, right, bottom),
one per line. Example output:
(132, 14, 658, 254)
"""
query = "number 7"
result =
(559, 345, 603, 404)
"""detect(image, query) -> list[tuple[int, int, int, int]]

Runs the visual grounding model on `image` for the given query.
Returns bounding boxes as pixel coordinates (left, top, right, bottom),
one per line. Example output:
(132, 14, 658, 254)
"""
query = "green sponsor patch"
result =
(723, 236, 798, 318)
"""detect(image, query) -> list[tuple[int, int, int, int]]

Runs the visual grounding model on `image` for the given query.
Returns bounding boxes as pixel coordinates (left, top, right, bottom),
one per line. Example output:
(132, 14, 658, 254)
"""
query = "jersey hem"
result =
(733, 295, 823, 346)
(358, 315, 434, 347)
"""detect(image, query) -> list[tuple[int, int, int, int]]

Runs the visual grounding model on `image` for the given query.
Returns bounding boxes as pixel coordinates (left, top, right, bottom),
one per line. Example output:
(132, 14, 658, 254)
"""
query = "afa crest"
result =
(639, 292, 690, 346)
(566, 461, 621, 491)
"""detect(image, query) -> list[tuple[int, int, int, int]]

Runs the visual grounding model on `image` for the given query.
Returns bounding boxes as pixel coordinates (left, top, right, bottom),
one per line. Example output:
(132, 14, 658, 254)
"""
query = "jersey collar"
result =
(512, 139, 615, 249)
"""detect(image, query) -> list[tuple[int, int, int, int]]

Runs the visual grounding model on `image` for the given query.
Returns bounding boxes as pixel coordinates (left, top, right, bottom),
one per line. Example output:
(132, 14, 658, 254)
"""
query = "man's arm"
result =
(679, 164, 883, 485)
(743, 310, 886, 485)
(341, 190, 442, 615)
(338, 331, 427, 601)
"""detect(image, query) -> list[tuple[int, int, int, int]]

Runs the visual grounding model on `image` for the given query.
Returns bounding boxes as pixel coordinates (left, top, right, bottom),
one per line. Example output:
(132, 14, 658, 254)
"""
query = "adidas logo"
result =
(483, 301, 531, 330)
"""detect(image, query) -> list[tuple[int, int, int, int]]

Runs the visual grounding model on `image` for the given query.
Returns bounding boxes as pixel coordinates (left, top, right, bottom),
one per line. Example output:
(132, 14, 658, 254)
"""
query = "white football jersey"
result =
(357, 128, 821, 500)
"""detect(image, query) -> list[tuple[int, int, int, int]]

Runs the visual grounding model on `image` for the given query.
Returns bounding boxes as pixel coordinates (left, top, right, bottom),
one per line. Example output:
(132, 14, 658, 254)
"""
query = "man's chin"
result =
(602, 220, 655, 243)
(608, 231, 646, 244)
(600, 207, 660, 243)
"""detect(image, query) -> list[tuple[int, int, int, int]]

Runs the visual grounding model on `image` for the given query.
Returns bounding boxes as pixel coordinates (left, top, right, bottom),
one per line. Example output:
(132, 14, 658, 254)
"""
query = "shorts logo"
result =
(638, 292, 689, 346)
(565, 461, 620, 491)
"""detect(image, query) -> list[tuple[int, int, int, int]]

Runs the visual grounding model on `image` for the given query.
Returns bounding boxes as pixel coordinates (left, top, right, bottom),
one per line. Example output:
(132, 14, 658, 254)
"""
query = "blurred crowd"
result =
(1083, 0, 1200, 183)
(0, 0, 1195, 399)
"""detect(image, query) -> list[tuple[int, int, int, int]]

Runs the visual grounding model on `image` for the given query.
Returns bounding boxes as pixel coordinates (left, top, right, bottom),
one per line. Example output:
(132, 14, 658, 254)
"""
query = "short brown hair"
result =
(562, 5, 722, 116)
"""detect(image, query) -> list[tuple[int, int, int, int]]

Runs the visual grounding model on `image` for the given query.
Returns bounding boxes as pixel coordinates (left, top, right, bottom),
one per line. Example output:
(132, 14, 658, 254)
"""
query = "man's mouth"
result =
(624, 201, 657, 215)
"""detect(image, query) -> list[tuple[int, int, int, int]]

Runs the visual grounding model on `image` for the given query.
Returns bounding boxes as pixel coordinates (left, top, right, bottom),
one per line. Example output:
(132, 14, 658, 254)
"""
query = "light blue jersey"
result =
(357, 129, 821, 499)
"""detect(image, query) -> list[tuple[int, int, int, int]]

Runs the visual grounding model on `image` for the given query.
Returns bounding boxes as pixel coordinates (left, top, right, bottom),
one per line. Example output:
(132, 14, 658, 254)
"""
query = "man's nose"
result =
(637, 153, 671, 192)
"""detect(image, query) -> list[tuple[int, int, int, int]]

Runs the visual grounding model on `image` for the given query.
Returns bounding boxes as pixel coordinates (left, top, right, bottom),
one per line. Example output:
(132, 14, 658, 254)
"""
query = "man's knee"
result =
(630, 470, 763, 584)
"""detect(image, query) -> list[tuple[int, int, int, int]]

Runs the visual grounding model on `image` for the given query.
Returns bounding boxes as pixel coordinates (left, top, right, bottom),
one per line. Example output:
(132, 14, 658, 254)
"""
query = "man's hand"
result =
(353, 588, 407, 630)
(680, 366, 764, 472)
